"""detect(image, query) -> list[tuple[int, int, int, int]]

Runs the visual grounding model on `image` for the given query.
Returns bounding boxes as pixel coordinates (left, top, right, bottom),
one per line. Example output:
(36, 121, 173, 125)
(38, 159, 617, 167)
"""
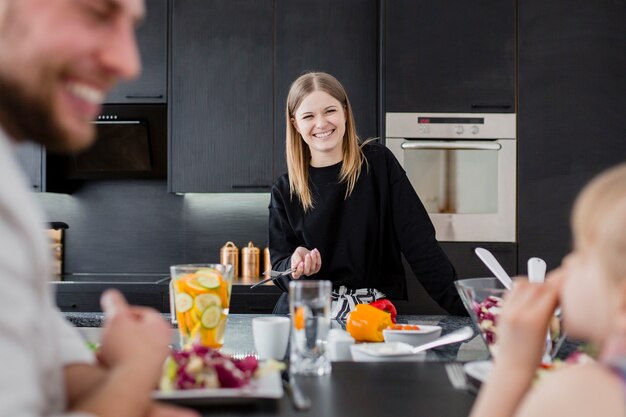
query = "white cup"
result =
(252, 316, 291, 360)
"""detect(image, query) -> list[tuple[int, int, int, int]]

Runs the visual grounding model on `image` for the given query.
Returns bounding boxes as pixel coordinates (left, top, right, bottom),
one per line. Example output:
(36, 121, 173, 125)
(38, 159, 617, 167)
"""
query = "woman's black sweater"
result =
(268, 142, 465, 315)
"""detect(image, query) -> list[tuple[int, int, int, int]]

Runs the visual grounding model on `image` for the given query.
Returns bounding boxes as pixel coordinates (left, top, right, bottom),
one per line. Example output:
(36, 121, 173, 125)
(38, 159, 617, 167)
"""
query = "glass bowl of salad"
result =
(455, 277, 563, 361)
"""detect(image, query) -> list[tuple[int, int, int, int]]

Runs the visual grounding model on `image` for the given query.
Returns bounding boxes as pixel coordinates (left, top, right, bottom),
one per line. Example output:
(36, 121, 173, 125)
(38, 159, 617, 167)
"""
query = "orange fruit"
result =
(294, 306, 305, 330)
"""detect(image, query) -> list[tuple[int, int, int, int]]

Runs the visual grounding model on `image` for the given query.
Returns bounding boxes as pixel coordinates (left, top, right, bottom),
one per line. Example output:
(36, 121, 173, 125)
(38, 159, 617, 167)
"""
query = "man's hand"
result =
(98, 290, 171, 372)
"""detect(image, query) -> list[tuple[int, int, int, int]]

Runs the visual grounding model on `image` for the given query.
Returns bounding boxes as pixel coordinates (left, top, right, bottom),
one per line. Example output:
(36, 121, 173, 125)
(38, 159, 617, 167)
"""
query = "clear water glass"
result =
(289, 280, 332, 376)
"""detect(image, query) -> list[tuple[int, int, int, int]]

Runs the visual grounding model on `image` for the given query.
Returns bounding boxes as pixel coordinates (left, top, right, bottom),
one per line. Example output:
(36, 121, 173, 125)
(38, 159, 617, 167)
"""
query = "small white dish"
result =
(350, 342, 426, 362)
(463, 360, 492, 383)
(382, 325, 442, 346)
(327, 329, 355, 361)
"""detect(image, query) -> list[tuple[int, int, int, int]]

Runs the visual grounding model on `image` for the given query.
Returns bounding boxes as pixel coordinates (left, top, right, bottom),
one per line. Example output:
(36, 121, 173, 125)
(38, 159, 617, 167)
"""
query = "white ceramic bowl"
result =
(382, 325, 442, 347)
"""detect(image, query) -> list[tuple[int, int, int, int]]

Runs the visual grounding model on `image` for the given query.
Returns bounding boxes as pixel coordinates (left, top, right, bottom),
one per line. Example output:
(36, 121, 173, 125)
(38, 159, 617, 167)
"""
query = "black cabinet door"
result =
(106, 0, 168, 103)
(385, 0, 515, 113)
(15, 142, 43, 191)
(274, 0, 378, 178)
(517, 0, 626, 271)
(170, 0, 274, 192)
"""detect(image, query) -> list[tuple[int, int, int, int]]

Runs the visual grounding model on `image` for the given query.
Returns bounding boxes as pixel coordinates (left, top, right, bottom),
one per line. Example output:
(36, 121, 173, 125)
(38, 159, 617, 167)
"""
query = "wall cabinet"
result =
(170, 0, 378, 192)
(385, 0, 515, 113)
(517, 0, 626, 271)
(273, 0, 378, 177)
(106, 0, 168, 104)
(169, 0, 274, 193)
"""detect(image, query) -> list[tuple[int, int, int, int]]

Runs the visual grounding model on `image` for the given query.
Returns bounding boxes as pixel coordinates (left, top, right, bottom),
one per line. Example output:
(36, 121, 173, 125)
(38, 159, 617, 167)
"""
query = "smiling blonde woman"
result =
(268, 72, 465, 318)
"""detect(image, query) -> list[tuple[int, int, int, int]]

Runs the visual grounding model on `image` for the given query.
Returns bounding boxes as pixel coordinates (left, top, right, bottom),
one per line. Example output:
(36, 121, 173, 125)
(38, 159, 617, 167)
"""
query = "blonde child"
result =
(470, 164, 626, 417)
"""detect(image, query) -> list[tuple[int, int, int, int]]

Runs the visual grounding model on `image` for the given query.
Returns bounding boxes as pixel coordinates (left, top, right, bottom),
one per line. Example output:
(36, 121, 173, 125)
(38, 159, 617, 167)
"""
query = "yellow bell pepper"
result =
(346, 304, 392, 342)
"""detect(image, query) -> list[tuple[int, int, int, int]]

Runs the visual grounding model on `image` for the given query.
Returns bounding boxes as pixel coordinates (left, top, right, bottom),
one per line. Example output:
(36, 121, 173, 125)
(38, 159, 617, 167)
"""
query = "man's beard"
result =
(0, 73, 94, 152)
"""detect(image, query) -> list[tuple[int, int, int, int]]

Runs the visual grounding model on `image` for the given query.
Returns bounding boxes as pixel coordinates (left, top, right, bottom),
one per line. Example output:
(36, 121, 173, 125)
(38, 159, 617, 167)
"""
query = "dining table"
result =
(67, 313, 488, 417)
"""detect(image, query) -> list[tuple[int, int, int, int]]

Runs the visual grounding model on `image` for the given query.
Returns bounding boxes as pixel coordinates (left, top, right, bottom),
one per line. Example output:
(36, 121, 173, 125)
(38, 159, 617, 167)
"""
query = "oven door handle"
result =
(400, 141, 502, 151)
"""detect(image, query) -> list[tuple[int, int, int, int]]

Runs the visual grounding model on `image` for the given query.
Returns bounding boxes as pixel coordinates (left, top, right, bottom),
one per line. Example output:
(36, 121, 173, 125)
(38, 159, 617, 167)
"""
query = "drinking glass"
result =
(170, 263, 233, 348)
(289, 280, 332, 376)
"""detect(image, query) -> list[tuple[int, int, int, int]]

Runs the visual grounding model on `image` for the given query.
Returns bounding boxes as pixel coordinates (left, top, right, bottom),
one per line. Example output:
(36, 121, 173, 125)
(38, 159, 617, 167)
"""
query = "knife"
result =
(250, 268, 294, 289)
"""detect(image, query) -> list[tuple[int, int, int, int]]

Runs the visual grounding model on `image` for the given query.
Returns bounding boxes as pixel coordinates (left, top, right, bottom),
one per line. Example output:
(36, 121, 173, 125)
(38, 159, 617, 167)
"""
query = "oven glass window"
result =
(403, 148, 498, 214)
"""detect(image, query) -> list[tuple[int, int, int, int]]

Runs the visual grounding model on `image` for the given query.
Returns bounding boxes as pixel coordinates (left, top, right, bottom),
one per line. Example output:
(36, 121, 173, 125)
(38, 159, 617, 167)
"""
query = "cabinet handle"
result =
(125, 94, 164, 99)
(401, 141, 502, 151)
(471, 103, 512, 109)
(92, 120, 141, 125)
(231, 185, 271, 189)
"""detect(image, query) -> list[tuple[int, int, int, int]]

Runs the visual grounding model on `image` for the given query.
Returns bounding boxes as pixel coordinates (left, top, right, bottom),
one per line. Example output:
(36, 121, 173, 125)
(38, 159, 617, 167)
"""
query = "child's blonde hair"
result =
(572, 163, 626, 283)
(285, 72, 364, 211)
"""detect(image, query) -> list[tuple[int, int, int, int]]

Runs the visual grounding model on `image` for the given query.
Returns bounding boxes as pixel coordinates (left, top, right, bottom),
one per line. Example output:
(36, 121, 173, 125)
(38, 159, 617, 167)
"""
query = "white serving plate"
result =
(382, 325, 442, 346)
(350, 342, 426, 362)
(153, 369, 283, 405)
(463, 360, 492, 384)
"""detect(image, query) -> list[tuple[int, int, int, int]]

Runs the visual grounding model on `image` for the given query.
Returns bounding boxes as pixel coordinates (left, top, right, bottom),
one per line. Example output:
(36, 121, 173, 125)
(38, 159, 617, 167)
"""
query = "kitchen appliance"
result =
(386, 113, 516, 242)
(47, 104, 167, 181)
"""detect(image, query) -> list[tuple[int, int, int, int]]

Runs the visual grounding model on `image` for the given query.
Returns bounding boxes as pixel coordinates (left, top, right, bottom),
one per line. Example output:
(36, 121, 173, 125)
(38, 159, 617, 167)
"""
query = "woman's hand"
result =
(291, 247, 322, 279)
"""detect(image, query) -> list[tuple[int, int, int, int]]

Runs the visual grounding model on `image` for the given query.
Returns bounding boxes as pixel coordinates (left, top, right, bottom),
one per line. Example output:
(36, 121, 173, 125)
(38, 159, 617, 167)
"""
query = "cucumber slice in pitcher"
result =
(175, 293, 193, 313)
(197, 274, 221, 289)
(201, 305, 222, 329)
(195, 293, 222, 312)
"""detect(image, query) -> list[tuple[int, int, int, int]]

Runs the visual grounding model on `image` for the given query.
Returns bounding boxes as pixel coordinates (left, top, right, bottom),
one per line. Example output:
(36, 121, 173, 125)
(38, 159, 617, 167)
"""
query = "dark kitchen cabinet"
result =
(105, 0, 168, 104)
(15, 142, 44, 191)
(384, 0, 516, 113)
(169, 0, 274, 192)
(273, 0, 379, 177)
(517, 0, 626, 271)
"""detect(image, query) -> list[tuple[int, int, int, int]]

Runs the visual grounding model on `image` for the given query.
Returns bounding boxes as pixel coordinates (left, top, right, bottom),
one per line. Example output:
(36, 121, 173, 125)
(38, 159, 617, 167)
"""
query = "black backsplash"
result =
(36, 180, 270, 279)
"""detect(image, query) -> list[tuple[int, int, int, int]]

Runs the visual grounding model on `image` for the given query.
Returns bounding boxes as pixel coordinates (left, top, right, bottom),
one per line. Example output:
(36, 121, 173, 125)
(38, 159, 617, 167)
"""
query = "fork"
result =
(250, 268, 295, 289)
(445, 363, 477, 394)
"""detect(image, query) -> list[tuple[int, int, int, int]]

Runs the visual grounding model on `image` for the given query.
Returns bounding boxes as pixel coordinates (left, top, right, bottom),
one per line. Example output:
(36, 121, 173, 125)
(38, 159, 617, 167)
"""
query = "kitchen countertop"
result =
(66, 313, 489, 362)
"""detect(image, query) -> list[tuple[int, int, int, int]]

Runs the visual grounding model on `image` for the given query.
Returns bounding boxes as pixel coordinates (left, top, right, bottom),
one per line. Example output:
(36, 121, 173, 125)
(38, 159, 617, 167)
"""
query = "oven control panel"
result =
(386, 113, 516, 140)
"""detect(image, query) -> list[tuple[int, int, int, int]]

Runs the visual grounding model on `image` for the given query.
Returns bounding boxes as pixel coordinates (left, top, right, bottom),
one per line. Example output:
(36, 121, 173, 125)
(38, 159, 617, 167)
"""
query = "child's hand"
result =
(496, 281, 560, 372)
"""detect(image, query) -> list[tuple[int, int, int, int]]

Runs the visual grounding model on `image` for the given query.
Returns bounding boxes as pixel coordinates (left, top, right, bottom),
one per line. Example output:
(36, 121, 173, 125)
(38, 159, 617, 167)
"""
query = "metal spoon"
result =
(282, 372, 311, 411)
(474, 247, 513, 290)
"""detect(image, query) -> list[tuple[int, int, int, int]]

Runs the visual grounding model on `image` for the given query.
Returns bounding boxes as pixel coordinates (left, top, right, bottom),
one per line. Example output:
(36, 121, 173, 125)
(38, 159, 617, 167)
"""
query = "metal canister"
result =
(241, 241, 260, 280)
(220, 241, 239, 278)
(263, 247, 271, 273)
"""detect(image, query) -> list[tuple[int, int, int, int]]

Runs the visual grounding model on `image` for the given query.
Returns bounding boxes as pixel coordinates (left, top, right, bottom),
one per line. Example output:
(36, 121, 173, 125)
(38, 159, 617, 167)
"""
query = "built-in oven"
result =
(386, 113, 516, 243)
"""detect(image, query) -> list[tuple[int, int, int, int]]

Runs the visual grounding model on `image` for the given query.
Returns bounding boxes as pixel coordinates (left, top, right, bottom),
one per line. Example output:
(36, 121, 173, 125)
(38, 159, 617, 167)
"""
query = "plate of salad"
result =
(153, 344, 283, 405)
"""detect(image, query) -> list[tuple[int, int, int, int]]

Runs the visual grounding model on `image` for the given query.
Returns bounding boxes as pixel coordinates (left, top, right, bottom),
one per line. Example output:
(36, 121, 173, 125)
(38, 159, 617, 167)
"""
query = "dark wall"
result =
(517, 0, 626, 271)
(36, 181, 270, 278)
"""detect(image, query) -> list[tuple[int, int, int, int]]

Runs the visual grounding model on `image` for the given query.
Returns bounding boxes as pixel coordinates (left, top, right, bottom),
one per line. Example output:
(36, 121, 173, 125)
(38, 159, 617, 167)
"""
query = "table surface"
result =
(73, 314, 484, 417)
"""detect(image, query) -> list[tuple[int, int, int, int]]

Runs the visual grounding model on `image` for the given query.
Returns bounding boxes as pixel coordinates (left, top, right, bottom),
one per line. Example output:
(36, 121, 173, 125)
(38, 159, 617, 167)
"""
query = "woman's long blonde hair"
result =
(285, 72, 365, 211)
(572, 163, 626, 283)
